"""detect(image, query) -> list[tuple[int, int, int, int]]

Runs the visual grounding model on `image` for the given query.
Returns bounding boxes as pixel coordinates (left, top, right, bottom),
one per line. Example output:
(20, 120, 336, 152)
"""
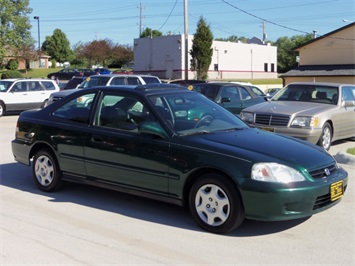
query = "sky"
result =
(29, 0, 355, 47)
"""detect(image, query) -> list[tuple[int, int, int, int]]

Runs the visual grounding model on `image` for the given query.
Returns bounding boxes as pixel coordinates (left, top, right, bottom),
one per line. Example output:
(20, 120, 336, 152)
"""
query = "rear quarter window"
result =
(41, 81, 57, 90)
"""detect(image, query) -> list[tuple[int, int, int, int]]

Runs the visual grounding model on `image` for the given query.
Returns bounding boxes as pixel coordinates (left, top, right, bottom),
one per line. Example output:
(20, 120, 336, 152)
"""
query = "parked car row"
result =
(11, 83, 348, 234)
(47, 68, 112, 80)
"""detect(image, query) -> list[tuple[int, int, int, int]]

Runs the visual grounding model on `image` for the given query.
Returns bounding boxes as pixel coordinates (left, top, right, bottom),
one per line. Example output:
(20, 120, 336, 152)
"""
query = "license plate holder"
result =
(330, 180, 343, 201)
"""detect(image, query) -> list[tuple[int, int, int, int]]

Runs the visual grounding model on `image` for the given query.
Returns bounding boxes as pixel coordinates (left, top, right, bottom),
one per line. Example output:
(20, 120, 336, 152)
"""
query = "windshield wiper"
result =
(179, 130, 210, 136)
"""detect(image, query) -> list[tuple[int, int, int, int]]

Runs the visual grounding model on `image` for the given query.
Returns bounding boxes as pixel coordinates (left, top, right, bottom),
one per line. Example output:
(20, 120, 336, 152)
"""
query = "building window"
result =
(271, 63, 275, 72)
(264, 63, 268, 72)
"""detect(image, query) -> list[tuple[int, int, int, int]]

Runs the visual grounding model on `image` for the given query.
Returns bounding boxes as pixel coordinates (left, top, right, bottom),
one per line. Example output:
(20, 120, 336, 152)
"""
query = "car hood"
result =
(244, 101, 334, 116)
(189, 128, 334, 170)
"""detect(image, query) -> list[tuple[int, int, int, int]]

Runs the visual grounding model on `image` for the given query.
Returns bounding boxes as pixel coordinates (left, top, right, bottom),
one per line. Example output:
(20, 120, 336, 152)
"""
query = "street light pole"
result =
(184, 0, 188, 80)
(34, 16, 40, 51)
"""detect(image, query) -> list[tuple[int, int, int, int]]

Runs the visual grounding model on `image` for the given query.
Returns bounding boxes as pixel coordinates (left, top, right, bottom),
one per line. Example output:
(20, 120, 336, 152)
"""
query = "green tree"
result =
(190, 16, 213, 80)
(140, 28, 162, 38)
(42, 29, 73, 63)
(215, 35, 248, 43)
(0, 0, 34, 65)
(275, 34, 313, 73)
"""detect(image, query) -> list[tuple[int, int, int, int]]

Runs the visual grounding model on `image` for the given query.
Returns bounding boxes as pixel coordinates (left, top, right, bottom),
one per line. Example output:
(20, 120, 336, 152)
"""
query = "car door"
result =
(84, 92, 170, 194)
(219, 85, 244, 114)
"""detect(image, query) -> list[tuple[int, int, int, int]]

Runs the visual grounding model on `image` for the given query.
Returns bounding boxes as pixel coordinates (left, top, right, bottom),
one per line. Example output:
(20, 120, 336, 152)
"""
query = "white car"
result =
(0, 79, 60, 117)
(47, 74, 161, 105)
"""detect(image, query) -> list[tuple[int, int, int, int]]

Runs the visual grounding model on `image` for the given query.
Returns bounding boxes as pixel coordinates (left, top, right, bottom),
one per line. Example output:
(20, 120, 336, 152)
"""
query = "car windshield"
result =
(148, 91, 248, 135)
(0, 81, 14, 92)
(272, 84, 338, 105)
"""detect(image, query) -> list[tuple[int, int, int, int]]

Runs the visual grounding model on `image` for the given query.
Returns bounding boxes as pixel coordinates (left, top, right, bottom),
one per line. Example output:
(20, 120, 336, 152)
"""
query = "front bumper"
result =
(240, 167, 348, 221)
(255, 125, 322, 144)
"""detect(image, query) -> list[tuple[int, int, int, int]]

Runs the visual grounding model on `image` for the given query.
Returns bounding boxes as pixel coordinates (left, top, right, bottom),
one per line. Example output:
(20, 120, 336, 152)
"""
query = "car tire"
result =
(32, 149, 63, 192)
(0, 102, 5, 117)
(41, 99, 48, 108)
(189, 173, 245, 234)
(317, 122, 332, 150)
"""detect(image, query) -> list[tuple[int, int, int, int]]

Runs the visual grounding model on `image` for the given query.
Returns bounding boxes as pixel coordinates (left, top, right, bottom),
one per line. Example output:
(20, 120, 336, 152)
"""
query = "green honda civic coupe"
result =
(11, 84, 348, 234)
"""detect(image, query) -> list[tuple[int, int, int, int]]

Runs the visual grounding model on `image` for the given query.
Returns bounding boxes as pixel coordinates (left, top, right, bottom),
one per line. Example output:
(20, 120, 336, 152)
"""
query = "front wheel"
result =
(317, 122, 332, 150)
(32, 149, 63, 191)
(189, 173, 245, 234)
(0, 102, 5, 117)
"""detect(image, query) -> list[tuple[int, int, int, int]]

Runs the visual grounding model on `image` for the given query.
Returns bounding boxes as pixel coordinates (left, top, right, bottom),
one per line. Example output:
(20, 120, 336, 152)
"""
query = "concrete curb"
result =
(333, 151, 355, 166)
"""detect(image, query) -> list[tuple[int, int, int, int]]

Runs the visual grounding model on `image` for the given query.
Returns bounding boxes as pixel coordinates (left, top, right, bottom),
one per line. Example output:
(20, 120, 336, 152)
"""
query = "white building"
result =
(133, 34, 278, 80)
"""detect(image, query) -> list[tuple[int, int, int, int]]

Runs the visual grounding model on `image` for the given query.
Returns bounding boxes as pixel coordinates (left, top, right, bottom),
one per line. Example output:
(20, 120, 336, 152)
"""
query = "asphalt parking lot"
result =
(1, 114, 354, 265)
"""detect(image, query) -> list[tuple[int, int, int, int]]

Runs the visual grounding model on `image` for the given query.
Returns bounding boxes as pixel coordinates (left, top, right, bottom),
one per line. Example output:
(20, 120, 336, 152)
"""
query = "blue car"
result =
(94, 68, 111, 75)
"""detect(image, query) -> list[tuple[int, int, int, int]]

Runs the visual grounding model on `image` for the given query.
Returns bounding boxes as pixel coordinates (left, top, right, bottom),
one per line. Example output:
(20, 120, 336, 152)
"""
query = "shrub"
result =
(6, 59, 19, 70)
(1, 70, 23, 79)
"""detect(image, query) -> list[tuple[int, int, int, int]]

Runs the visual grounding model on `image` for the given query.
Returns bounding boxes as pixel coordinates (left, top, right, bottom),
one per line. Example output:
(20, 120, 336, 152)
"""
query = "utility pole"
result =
(139, 1, 144, 36)
(262, 21, 267, 43)
(184, 0, 188, 80)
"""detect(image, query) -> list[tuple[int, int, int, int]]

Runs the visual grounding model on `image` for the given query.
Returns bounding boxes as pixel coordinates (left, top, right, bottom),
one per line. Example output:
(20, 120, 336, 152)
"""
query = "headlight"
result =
(252, 163, 305, 183)
(240, 112, 254, 122)
(291, 116, 319, 127)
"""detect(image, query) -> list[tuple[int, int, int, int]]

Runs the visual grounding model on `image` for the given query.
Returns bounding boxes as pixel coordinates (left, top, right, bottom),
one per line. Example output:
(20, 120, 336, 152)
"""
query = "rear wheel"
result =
(189, 173, 245, 234)
(32, 149, 63, 191)
(317, 122, 332, 150)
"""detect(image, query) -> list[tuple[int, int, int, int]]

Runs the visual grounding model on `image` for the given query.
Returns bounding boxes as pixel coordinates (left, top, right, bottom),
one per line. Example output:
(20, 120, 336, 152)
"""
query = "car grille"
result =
(255, 114, 290, 126)
(313, 184, 347, 210)
(311, 163, 344, 210)
(308, 163, 337, 179)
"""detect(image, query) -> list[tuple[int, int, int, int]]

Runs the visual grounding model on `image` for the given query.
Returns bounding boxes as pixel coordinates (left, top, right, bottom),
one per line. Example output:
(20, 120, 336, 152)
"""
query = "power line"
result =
(158, 0, 179, 31)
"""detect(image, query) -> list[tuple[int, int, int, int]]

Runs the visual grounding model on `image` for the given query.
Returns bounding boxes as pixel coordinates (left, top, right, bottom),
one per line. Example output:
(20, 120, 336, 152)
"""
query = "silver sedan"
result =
(240, 82, 355, 150)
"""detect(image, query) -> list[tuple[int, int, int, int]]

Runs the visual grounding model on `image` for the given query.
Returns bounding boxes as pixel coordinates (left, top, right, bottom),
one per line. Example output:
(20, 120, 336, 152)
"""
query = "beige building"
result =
(281, 22, 355, 85)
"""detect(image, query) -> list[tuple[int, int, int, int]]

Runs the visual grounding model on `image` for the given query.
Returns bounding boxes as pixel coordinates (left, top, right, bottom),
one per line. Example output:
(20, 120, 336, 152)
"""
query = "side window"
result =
(110, 77, 125, 85)
(127, 77, 141, 85)
(28, 81, 43, 91)
(96, 93, 149, 131)
(342, 86, 355, 101)
(41, 81, 56, 90)
(220, 86, 239, 101)
(239, 87, 251, 100)
(52, 93, 95, 124)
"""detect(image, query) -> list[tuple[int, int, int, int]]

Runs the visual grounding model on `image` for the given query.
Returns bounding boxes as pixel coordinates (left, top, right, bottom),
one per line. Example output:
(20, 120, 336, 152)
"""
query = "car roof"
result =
(288, 82, 354, 86)
(1, 78, 56, 82)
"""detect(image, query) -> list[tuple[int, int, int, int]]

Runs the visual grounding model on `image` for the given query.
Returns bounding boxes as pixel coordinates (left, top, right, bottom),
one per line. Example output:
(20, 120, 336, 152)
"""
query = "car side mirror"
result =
(138, 121, 168, 138)
(221, 97, 231, 103)
(342, 100, 355, 107)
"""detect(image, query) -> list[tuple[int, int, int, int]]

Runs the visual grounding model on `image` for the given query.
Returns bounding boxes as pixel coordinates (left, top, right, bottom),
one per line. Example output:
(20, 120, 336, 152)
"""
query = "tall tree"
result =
(77, 39, 113, 67)
(0, 0, 34, 66)
(42, 29, 73, 63)
(189, 16, 213, 80)
(275, 34, 313, 73)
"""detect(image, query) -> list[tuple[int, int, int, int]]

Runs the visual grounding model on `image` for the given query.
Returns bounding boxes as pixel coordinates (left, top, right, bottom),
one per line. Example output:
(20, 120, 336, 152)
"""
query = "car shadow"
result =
(1, 162, 309, 237)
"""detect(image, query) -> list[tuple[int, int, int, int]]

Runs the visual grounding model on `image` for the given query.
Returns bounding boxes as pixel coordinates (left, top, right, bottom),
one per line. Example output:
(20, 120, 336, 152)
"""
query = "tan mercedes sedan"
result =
(240, 82, 355, 150)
